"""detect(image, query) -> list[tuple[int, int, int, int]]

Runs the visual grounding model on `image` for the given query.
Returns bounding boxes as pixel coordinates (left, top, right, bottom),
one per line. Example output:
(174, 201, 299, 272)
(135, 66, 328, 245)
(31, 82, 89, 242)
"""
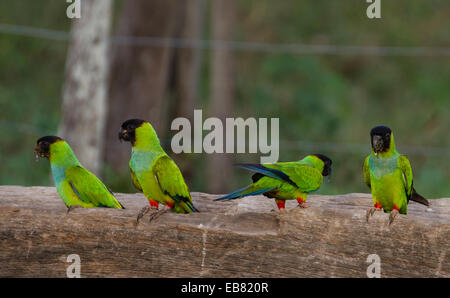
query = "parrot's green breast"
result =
(369, 155, 398, 178)
(130, 150, 162, 174)
(368, 154, 407, 213)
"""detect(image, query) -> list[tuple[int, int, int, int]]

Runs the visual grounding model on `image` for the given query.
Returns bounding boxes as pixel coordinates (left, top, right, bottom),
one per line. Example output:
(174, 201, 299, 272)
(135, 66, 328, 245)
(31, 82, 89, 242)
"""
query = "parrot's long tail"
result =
(410, 187, 430, 206)
(214, 185, 276, 201)
(176, 197, 199, 213)
(185, 200, 199, 213)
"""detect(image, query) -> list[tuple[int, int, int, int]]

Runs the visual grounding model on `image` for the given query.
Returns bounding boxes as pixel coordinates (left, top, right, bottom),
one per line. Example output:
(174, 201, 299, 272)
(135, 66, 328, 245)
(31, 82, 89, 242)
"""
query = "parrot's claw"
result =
(389, 209, 399, 226)
(297, 202, 309, 209)
(136, 206, 151, 224)
(366, 207, 380, 223)
(148, 208, 169, 223)
(66, 205, 82, 215)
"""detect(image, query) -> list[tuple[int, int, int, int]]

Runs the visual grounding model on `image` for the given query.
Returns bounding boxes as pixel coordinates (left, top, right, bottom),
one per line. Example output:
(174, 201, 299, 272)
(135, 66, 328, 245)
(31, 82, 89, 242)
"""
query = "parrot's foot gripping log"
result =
(136, 205, 158, 224)
(136, 205, 170, 224)
(389, 209, 399, 226)
(366, 203, 382, 223)
(148, 207, 170, 223)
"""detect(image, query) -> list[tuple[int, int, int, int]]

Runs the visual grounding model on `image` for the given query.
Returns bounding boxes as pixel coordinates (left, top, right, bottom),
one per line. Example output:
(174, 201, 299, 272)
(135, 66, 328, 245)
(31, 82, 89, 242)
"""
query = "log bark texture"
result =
(0, 186, 448, 278)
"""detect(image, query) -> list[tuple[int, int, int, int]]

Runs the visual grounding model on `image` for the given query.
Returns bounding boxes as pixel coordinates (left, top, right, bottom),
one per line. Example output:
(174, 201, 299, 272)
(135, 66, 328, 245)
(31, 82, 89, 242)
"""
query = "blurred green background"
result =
(0, 0, 449, 198)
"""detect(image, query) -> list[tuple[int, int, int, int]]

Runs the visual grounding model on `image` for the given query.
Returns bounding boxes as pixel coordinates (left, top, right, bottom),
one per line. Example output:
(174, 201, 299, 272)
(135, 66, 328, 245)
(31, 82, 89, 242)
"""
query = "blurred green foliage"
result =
(0, 0, 449, 198)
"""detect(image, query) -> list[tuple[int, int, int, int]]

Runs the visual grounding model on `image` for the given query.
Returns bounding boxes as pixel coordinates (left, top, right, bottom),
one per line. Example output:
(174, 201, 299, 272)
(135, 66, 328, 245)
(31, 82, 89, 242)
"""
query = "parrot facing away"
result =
(364, 125, 429, 225)
(215, 154, 332, 211)
(119, 119, 198, 222)
(34, 136, 125, 212)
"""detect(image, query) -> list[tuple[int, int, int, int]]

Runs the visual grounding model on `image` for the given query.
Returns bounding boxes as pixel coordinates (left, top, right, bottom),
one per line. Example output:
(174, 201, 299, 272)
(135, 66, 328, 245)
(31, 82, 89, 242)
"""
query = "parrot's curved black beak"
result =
(372, 135, 384, 154)
(34, 145, 41, 160)
(118, 129, 129, 143)
(34, 143, 49, 159)
(34, 136, 61, 160)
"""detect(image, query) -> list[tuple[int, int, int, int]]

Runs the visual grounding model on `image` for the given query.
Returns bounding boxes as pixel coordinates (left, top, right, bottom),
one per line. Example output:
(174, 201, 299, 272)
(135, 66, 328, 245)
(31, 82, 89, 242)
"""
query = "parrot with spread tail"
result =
(119, 119, 198, 223)
(34, 136, 125, 212)
(364, 125, 429, 225)
(215, 154, 332, 211)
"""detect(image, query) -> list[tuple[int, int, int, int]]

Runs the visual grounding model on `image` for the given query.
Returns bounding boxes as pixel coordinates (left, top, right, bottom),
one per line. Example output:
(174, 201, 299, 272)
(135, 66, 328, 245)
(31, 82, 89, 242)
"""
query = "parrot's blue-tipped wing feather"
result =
(234, 164, 298, 187)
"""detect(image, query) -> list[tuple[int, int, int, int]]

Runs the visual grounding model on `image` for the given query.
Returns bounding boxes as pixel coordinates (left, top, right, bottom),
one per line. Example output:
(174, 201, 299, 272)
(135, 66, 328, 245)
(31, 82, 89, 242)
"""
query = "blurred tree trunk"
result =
(207, 0, 236, 193)
(105, 0, 180, 172)
(171, 0, 205, 183)
(175, 0, 204, 121)
(59, 0, 112, 176)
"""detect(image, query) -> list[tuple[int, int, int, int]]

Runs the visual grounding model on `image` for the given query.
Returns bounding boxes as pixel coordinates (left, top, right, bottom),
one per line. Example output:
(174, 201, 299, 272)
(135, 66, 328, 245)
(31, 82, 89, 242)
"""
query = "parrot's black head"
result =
(35, 136, 63, 159)
(370, 125, 392, 154)
(313, 154, 332, 177)
(119, 119, 146, 145)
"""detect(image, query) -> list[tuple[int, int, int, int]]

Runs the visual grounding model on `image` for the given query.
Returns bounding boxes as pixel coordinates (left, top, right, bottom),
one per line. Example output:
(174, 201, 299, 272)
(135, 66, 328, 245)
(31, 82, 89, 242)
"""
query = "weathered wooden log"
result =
(0, 186, 448, 277)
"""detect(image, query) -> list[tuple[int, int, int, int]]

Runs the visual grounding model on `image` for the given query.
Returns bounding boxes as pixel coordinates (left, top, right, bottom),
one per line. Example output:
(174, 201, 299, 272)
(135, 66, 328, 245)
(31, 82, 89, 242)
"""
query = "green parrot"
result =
(215, 154, 332, 211)
(364, 125, 429, 225)
(34, 136, 125, 212)
(119, 119, 198, 222)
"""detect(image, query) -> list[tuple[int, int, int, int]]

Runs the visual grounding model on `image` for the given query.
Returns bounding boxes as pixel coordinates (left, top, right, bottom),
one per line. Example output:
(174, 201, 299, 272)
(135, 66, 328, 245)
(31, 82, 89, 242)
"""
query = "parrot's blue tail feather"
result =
(215, 186, 276, 201)
(234, 164, 297, 187)
(215, 186, 252, 201)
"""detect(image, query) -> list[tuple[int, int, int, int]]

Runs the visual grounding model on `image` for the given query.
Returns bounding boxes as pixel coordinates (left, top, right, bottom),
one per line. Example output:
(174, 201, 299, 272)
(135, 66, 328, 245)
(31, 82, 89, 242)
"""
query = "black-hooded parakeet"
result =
(215, 154, 332, 211)
(35, 136, 125, 212)
(119, 119, 198, 223)
(364, 125, 429, 225)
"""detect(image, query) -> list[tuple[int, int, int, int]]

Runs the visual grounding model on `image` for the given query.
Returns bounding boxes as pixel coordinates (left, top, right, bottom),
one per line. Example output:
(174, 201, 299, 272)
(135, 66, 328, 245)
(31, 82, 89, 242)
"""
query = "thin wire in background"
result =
(1, 23, 450, 56)
(1, 23, 450, 157)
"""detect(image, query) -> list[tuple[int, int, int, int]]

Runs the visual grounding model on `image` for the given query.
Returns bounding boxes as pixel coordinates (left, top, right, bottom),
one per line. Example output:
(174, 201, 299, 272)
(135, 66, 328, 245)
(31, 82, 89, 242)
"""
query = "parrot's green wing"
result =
(153, 155, 197, 212)
(236, 162, 322, 192)
(65, 166, 124, 209)
(398, 155, 413, 198)
(130, 167, 143, 192)
(268, 163, 323, 192)
(363, 155, 371, 188)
